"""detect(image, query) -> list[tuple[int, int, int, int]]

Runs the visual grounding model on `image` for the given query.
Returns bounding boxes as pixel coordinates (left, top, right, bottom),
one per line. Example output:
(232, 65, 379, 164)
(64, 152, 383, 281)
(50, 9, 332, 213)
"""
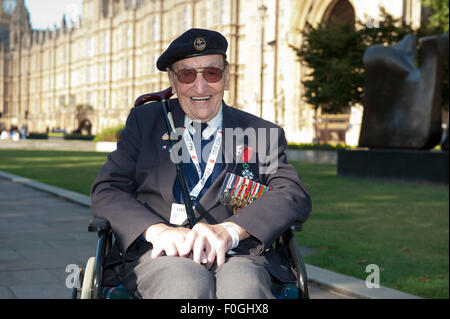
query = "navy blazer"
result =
(90, 99, 312, 283)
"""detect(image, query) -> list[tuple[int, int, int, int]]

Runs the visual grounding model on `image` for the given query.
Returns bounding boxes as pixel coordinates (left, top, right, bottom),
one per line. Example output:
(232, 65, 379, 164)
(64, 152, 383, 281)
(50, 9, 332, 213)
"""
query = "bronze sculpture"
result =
(359, 33, 449, 150)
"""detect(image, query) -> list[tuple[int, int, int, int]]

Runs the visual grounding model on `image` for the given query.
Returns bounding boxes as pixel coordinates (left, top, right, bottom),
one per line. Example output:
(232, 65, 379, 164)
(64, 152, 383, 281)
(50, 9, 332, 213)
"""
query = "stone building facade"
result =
(0, 0, 423, 142)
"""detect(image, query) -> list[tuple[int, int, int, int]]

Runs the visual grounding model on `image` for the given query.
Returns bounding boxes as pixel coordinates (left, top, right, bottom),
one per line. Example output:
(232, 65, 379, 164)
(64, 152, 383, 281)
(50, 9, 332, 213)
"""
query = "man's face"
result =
(168, 54, 229, 123)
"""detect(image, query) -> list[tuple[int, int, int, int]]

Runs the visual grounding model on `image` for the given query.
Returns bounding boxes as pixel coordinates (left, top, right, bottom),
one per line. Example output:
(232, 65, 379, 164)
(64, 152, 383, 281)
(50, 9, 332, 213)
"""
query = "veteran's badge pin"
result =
(161, 132, 169, 141)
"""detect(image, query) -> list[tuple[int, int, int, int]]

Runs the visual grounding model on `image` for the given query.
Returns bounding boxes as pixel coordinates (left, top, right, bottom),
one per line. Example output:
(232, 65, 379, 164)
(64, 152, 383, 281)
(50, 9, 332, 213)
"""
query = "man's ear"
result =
(166, 68, 176, 95)
(224, 65, 230, 91)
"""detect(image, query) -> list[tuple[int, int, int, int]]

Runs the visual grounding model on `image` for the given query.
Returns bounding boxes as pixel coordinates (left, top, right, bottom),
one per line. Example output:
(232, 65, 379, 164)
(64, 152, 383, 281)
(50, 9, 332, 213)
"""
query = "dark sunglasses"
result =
(172, 67, 225, 84)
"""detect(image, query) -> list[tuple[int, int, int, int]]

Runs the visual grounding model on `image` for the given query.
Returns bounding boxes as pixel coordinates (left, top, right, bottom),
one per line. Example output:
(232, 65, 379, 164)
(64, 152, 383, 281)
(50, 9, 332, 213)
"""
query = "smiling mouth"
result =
(191, 96, 212, 102)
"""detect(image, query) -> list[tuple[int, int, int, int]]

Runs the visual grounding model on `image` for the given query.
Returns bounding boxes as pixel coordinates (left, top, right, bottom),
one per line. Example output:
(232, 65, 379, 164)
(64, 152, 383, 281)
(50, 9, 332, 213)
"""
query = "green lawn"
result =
(0, 149, 107, 195)
(292, 162, 449, 299)
(0, 149, 448, 298)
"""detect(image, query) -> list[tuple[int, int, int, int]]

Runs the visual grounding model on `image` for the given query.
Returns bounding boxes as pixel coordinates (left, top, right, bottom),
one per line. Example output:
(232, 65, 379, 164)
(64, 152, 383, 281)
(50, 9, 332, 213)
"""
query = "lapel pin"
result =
(161, 132, 169, 141)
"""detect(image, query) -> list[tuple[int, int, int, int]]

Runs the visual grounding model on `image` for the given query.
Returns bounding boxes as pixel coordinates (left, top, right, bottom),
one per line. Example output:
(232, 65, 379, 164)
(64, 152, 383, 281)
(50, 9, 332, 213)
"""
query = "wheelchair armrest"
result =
(88, 218, 113, 299)
(290, 221, 303, 232)
(88, 218, 111, 233)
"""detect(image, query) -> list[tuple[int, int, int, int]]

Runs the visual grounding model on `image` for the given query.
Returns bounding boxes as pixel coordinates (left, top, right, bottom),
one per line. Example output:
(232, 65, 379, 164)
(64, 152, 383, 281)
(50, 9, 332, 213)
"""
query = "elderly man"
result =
(91, 28, 311, 299)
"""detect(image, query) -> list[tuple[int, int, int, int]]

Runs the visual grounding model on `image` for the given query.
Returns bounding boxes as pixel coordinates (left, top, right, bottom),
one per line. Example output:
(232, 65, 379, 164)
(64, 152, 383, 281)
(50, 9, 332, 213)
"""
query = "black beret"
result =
(157, 28, 228, 71)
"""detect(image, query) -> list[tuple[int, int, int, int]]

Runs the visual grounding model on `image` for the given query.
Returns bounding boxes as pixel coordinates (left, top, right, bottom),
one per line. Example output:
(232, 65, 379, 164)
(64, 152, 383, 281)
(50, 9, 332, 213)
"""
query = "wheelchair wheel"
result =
(80, 257, 96, 299)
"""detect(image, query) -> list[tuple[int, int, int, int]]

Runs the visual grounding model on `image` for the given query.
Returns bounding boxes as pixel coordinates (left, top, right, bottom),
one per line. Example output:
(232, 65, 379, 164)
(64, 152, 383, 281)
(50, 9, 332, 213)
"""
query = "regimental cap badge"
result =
(194, 37, 207, 51)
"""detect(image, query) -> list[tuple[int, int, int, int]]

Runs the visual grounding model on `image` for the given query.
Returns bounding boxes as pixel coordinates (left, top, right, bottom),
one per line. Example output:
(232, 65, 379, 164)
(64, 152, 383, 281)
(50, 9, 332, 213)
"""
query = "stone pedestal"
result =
(337, 149, 449, 185)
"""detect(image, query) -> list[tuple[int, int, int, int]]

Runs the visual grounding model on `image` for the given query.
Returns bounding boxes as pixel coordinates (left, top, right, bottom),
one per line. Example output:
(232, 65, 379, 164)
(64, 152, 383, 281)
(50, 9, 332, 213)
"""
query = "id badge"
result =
(170, 203, 188, 226)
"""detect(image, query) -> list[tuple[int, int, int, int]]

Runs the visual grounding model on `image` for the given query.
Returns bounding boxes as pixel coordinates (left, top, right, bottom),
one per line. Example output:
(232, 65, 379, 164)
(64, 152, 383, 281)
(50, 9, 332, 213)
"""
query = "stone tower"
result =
(8, 0, 30, 51)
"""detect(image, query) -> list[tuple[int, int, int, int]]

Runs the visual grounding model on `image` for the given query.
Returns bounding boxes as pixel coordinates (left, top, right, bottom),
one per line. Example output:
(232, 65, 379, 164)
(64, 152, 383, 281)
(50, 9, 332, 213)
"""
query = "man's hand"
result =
(180, 222, 249, 270)
(144, 223, 191, 259)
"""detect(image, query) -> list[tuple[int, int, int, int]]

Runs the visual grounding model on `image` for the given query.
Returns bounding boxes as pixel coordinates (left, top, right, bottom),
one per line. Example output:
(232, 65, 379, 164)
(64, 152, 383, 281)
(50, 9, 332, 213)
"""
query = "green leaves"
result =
(422, 0, 449, 32)
(294, 7, 449, 114)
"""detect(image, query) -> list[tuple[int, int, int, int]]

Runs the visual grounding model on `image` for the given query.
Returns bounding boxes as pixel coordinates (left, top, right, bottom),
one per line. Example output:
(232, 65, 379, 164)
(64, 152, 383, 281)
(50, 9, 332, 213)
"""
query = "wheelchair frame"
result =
(73, 217, 309, 299)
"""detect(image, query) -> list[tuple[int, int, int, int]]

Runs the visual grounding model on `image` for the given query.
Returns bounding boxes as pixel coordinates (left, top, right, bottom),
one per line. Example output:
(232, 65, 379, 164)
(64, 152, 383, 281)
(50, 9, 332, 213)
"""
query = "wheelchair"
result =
(73, 89, 309, 299)
(72, 217, 310, 299)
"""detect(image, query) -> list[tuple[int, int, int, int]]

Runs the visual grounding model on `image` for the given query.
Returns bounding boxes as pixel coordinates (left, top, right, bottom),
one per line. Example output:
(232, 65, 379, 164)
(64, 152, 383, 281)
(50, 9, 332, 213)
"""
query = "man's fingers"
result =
(205, 245, 216, 270)
(164, 242, 178, 257)
(216, 249, 226, 268)
(192, 235, 206, 264)
(179, 230, 196, 257)
(151, 244, 164, 259)
(202, 241, 212, 265)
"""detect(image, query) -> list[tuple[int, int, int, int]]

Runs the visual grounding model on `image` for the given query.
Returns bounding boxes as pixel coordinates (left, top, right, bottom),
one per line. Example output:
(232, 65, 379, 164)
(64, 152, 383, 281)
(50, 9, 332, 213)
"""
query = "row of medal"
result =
(220, 172, 271, 214)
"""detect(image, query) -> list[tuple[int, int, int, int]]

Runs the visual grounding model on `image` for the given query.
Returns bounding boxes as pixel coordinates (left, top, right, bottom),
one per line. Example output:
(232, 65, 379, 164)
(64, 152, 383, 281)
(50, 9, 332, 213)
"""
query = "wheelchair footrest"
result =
(101, 283, 299, 299)
(271, 282, 299, 299)
(102, 285, 133, 299)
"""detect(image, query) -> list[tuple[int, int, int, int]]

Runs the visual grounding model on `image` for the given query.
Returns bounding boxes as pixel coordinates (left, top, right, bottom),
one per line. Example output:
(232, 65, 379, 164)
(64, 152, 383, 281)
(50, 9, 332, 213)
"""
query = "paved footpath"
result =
(0, 177, 97, 298)
(0, 175, 351, 299)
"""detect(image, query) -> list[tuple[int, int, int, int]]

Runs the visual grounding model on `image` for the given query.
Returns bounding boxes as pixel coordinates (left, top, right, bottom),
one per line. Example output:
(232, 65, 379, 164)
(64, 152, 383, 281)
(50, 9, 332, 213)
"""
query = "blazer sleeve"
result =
(225, 126, 312, 254)
(90, 107, 167, 255)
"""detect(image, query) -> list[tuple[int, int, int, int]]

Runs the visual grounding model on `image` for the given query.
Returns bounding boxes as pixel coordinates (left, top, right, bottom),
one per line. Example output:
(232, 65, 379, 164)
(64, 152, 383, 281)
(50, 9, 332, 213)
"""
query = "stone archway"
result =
(288, 0, 358, 48)
(286, 0, 356, 143)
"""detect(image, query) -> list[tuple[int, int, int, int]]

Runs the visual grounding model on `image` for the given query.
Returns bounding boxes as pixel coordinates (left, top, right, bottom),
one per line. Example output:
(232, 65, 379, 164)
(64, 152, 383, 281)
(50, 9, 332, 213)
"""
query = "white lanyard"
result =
(183, 125, 222, 200)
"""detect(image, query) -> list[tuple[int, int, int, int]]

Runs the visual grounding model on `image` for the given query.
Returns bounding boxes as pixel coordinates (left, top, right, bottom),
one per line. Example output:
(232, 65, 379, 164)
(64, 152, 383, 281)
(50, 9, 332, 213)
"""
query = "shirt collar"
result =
(184, 103, 223, 140)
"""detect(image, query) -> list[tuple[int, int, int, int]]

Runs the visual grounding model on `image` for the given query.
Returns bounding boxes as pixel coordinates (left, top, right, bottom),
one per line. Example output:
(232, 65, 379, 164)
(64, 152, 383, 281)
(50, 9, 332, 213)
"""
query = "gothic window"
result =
(104, 32, 110, 53)
(113, 0, 120, 16)
(324, 0, 355, 27)
(153, 16, 159, 41)
(198, 3, 206, 27)
(127, 26, 132, 48)
(59, 95, 66, 106)
(124, 87, 129, 105)
(86, 65, 93, 84)
(220, 0, 228, 25)
(69, 94, 76, 107)
(4, 59, 9, 76)
(86, 37, 94, 57)
(103, 0, 109, 17)
(85, 92, 92, 106)
(183, 6, 189, 31)
(124, 0, 132, 10)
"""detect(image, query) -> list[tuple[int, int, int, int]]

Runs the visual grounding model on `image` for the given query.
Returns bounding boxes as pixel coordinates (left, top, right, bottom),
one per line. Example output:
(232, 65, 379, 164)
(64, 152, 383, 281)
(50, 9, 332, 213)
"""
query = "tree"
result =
(295, 8, 449, 114)
(297, 22, 365, 114)
(422, 0, 449, 110)
(422, 0, 449, 32)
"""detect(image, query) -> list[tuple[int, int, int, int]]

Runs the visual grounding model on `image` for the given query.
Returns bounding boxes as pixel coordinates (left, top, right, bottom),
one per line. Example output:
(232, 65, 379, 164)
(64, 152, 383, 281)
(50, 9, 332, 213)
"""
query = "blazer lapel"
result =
(158, 99, 186, 204)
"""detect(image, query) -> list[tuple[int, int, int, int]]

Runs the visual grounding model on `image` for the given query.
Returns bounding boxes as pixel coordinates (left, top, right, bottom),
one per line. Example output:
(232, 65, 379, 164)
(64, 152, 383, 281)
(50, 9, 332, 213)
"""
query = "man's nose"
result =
(192, 71, 209, 93)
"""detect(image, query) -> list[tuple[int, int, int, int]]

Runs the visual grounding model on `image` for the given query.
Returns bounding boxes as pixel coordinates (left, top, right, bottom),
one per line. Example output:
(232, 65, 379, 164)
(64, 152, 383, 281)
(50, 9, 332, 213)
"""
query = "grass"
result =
(0, 149, 448, 298)
(292, 162, 449, 299)
(0, 149, 108, 195)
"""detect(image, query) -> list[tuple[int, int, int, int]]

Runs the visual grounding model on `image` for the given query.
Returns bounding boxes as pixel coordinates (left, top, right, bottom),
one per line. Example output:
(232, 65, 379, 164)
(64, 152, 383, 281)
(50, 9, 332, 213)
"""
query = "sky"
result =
(24, 0, 83, 30)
